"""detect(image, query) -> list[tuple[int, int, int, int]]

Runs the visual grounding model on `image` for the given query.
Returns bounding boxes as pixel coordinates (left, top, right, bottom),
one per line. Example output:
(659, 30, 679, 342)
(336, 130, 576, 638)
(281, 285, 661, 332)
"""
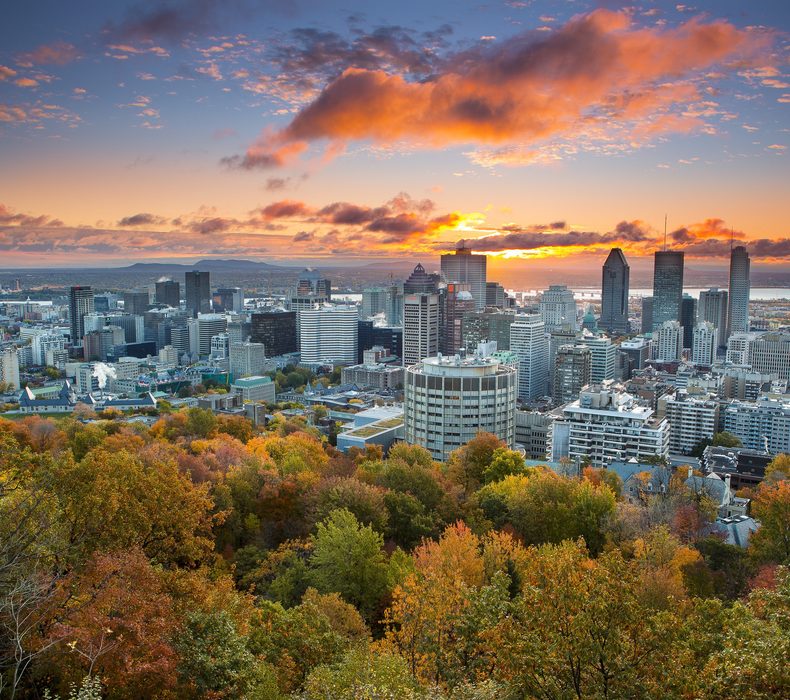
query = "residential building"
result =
(404, 353, 517, 461)
(652, 250, 684, 329)
(515, 410, 556, 459)
(580, 333, 616, 382)
(692, 322, 718, 366)
(510, 314, 548, 401)
(654, 320, 683, 362)
(440, 244, 487, 310)
(660, 391, 719, 455)
(553, 345, 592, 405)
(1, 347, 20, 390)
(558, 383, 670, 467)
(722, 396, 790, 455)
(600, 248, 630, 335)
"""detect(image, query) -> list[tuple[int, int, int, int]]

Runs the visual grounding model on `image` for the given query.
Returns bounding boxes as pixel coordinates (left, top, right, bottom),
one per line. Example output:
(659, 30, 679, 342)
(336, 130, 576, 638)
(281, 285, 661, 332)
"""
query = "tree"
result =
(446, 433, 505, 494)
(309, 509, 391, 621)
(174, 609, 280, 699)
(749, 480, 790, 564)
(482, 448, 527, 484)
(308, 477, 389, 534)
(711, 431, 742, 448)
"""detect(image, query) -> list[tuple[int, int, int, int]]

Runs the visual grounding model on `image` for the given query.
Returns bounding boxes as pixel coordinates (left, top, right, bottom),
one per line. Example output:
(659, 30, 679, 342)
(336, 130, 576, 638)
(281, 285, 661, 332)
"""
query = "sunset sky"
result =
(1, 0, 788, 268)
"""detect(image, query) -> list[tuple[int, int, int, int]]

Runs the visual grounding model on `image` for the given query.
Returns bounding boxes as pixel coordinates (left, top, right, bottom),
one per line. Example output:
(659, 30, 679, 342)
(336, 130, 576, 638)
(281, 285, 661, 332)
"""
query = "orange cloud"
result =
(227, 10, 770, 168)
(16, 41, 80, 67)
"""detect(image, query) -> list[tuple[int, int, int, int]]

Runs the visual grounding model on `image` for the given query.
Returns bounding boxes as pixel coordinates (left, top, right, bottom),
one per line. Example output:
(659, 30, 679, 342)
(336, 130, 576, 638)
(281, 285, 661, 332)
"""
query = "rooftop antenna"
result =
(663, 214, 668, 251)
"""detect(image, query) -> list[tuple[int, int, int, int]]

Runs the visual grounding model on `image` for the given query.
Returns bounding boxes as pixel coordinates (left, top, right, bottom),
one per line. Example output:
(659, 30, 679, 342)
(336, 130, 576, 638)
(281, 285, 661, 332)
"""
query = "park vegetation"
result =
(1, 409, 788, 698)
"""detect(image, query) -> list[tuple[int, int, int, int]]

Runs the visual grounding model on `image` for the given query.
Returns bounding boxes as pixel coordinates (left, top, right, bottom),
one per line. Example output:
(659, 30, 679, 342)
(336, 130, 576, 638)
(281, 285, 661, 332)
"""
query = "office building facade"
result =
(185, 271, 211, 317)
(727, 246, 751, 338)
(652, 251, 684, 329)
(440, 245, 487, 310)
(600, 248, 630, 335)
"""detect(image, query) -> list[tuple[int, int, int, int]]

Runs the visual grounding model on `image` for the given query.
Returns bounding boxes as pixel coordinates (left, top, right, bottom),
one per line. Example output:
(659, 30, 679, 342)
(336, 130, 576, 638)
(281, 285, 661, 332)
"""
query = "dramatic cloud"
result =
(16, 42, 80, 66)
(227, 10, 770, 168)
(117, 213, 166, 227)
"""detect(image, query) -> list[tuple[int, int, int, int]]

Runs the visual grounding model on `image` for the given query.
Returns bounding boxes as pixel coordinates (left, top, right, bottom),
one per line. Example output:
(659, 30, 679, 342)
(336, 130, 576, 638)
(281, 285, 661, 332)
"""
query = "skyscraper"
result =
(123, 289, 150, 316)
(553, 345, 592, 405)
(510, 314, 548, 401)
(185, 271, 211, 317)
(440, 244, 487, 310)
(539, 285, 577, 332)
(681, 294, 697, 350)
(698, 288, 728, 350)
(213, 287, 244, 313)
(652, 251, 684, 329)
(299, 306, 358, 364)
(402, 263, 440, 366)
(600, 248, 630, 335)
(692, 322, 718, 366)
(641, 296, 653, 334)
(68, 285, 94, 346)
(728, 245, 751, 338)
(442, 283, 476, 354)
(155, 279, 180, 308)
(296, 268, 331, 299)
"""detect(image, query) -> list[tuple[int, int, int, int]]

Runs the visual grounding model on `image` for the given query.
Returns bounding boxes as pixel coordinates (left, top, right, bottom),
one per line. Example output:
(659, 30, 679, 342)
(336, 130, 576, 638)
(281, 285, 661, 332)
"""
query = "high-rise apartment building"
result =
(553, 345, 592, 405)
(727, 245, 751, 338)
(185, 271, 211, 317)
(0, 347, 20, 391)
(555, 383, 670, 467)
(299, 306, 359, 365)
(440, 245, 487, 310)
(510, 314, 548, 401)
(155, 279, 180, 308)
(580, 334, 617, 382)
(539, 285, 577, 332)
(698, 288, 728, 350)
(655, 320, 683, 362)
(652, 251, 684, 329)
(68, 286, 94, 346)
(404, 353, 517, 461)
(692, 322, 718, 366)
(722, 397, 790, 455)
(660, 391, 719, 456)
(600, 248, 630, 335)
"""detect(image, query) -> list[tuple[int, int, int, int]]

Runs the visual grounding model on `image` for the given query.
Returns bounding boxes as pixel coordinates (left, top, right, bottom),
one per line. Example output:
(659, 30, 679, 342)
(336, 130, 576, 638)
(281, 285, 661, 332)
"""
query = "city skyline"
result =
(1, 1, 789, 269)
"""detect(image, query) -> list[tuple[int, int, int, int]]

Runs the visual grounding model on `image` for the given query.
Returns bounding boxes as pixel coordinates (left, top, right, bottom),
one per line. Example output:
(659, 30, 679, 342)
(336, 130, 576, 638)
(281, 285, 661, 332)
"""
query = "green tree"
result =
(482, 448, 527, 484)
(309, 509, 391, 620)
(711, 431, 742, 448)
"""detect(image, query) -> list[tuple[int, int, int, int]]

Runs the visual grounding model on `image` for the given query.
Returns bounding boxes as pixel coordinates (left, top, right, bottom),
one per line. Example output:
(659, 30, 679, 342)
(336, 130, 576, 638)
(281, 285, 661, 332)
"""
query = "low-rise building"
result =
(231, 375, 276, 403)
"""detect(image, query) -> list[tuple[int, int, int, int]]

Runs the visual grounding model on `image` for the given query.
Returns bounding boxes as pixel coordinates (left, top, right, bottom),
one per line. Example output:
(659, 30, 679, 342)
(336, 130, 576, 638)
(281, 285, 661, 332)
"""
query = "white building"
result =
(539, 285, 577, 331)
(557, 382, 670, 467)
(158, 345, 179, 367)
(726, 332, 759, 366)
(230, 342, 268, 378)
(655, 320, 683, 362)
(746, 332, 790, 380)
(195, 314, 227, 357)
(404, 353, 517, 462)
(580, 333, 617, 382)
(210, 332, 230, 360)
(299, 305, 359, 365)
(722, 396, 790, 455)
(692, 322, 718, 366)
(1, 347, 21, 391)
(402, 293, 440, 366)
(660, 391, 719, 455)
(510, 314, 548, 402)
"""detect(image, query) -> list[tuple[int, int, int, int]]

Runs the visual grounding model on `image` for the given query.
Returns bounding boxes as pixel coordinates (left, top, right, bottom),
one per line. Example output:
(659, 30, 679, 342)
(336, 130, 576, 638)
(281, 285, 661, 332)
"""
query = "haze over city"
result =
(1, 0, 789, 271)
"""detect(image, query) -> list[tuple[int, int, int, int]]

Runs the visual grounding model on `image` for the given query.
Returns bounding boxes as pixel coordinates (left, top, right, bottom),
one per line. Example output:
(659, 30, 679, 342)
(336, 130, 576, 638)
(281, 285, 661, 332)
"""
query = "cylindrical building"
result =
(404, 354, 517, 461)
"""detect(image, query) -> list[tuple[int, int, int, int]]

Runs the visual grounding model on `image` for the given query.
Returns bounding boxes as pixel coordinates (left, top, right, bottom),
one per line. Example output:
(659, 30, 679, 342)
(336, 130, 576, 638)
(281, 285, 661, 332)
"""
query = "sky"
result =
(0, 0, 789, 269)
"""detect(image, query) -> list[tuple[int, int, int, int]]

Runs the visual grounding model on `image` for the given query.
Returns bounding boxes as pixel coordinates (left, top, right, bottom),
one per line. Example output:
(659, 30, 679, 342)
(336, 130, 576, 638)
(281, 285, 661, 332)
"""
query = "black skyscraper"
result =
(185, 270, 211, 317)
(652, 251, 684, 329)
(155, 279, 180, 308)
(681, 294, 697, 349)
(68, 285, 94, 346)
(250, 311, 297, 356)
(600, 248, 630, 335)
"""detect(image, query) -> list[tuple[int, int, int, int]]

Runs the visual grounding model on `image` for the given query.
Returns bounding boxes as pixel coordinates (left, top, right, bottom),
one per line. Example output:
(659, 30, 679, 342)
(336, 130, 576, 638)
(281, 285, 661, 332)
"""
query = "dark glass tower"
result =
(185, 270, 211, 317)
(600, 248, 630, 335)
(155, 279, 180, 308)
(727, 246, 751, 338)
(681, 294, 697, 349)
(652, 251, 684, 330)
(68, 285, 94, 346)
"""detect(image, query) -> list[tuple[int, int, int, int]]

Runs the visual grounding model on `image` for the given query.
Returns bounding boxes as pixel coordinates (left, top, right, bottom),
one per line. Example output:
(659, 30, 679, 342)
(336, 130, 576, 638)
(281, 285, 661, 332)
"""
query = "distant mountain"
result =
(123, 259, 292, 272)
